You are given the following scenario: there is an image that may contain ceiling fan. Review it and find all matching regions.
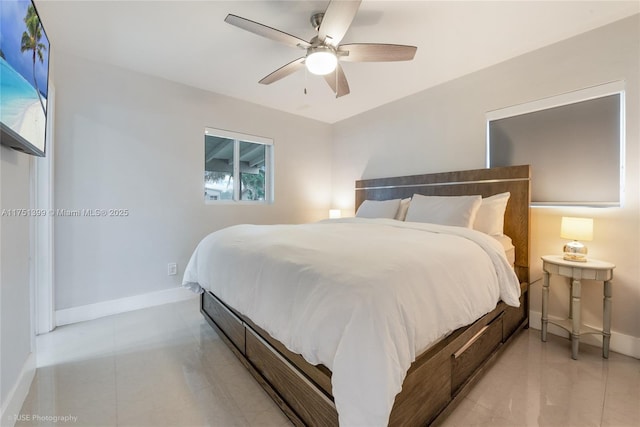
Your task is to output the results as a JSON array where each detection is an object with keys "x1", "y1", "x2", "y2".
[{"x1": 225, "y1": 0, "x2": 417, "y2": 98}]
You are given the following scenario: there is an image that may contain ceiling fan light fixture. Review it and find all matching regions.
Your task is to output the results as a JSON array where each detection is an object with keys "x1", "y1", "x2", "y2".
[{"x1": 305, "y1": 47, "x2": 337, "y2": 75}]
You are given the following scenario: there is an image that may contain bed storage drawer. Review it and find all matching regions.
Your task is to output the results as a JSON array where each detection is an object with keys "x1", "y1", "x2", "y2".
[
  {"x1": 503, "y1": 284, "x2": 528, "y2": 339},
  {"x1": 389, "y1": 349, "x2": 451, "y2": 427},
  {"x1": 246, "y1": 329, "x2": 338, "y2": 427},
  {"x1": 503, "y1": 292, "x2": 527, "y2": 339},
  {"x1": 451, "y1": 314, "x2": 503, "y2": 392},
  {"x1": 201, "y1": 292, "x2": 245, "y2": 354}
]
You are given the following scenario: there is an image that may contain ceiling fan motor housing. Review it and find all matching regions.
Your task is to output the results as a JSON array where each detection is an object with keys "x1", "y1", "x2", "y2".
[{"x1": 310, "y1": 12, "x2": 324, "y2": 31}]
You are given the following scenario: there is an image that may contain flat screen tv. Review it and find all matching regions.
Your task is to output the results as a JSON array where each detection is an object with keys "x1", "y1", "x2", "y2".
[{"x1": 0, "y1": 0, "x2": 50, "y2": 157}]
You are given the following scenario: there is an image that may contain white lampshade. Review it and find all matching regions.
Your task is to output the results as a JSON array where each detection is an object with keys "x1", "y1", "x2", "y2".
[
  {"x1": 560, "y1": 217, "x2": 593, "y2": 241},
  {"x1": 305, "y1": 48, "x2": 337, "y2": 75},
  {"x1": 329, "y1": 209, "x2": 341, "y2": 219}
]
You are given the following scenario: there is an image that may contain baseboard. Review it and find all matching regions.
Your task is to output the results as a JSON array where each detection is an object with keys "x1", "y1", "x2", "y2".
[
  {"x1": 55, "y1": 287, "x2": 197, "y2": 326},
  {"x1": 1, "y1": 352, "x2": 36, "y2": 427},
  {"x1": 529, "y1": 309, "x2": 639, "y2": 359}
]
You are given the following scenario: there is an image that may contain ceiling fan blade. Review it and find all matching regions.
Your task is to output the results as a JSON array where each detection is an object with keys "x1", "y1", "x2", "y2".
[
  {"x1": 323, "y1": 63, "x2": 350, "y2": 98},
  {"x1": 225, "y1": 14, "x2": 310, "y2": 49},
  {"x1": 259, "y1": 57, "x2": 306, "y2": 85},
  {"x1": 318, "y1": 0, "x2": 362, "y2": 46},
  {"x1": 338, "y1": 44, "x2": 417, "y2": 62}
]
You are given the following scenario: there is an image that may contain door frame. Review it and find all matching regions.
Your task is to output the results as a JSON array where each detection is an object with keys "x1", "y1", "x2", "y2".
[{"x1": 31, "y1": 84, "x2": 55, "y2": 335}]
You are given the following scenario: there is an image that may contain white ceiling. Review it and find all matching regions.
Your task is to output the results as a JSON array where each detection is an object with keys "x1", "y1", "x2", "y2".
[{"x1": 36, "y1": 1, "x2": 639, "y2": 124}]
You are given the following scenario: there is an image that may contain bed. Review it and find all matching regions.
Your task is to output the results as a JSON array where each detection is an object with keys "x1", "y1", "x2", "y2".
[{"x1": 183, "y1": 165, "x2": 531, "y2": 426}]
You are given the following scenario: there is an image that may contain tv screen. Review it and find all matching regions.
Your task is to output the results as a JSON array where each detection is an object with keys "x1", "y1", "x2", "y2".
[{"x1": 0, "y1": 0, "x2": 50, "y2": 157}]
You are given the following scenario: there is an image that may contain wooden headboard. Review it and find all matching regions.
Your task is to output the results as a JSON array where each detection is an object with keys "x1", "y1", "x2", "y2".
[{"x1": 355, "y1": 165, "x2": 531, "y2": 284}]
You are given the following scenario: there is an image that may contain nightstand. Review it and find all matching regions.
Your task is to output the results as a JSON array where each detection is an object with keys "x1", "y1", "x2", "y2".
[{"x1": 541, "y1": 255, "x2": 615, "y2": 360}]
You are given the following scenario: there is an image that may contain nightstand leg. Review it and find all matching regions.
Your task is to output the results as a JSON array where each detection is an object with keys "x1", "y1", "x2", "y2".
[
  {"x1": 571, "y1": 279, "x2": 581, "y2": 360},
  {"x1": 568, "y1": 278, "x2": 573, "y2": 320},
  {"x1": 603, "y1": 280, "x2": 612, "y2": 359},
  {"x1": 542, "y1": 271, "x2": 549, "y2": 342}
]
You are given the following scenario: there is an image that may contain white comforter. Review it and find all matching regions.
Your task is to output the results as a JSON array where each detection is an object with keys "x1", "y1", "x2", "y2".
[{"x1": 183, "y1": 218, "x2": 520, "y2": 426}]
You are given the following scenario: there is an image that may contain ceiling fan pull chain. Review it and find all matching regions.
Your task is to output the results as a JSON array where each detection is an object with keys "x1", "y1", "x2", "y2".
[{"x1": 304, "y1": 66, "x2": 308, "y2": 95}]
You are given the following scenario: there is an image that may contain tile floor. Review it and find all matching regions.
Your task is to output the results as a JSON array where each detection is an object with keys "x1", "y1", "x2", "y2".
[{"x1": 15, "y1": 297, "x2": 639, "y2": 427}]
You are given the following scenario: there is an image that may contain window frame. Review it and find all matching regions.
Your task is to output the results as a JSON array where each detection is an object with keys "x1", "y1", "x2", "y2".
[
  {"x1": 204, "y1": 127, "x2": 274, "y2": 204},
  {"x1": 486, "y1": 81, "x2": 625, "y2": 208}
]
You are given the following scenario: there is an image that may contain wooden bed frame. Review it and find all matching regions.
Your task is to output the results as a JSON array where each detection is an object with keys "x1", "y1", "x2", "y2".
[{"x1": 200, "y1": 165, "x2": 531, "y2": 426}]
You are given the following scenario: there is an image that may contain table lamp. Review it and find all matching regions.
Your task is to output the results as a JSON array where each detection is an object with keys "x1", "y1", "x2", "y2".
[{"x1": 561, "y1": 216, "x2": 593, "y2": 262}]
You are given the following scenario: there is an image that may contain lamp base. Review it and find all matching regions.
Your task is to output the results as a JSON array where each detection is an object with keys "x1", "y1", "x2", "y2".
[
  {"x1": 563, "y1": 240, "x2": 588, "y2": 262},
  {"x1": 563, "y1": 253, "x2": 588, "y2": 262}
]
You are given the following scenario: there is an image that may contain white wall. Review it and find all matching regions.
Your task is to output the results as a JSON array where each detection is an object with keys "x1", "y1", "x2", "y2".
[
  {"x1": 0, "y1": 146, "x2": 35, "y2": 420},
  {"x1": 53, "y1": 52, "x2": 333, "y2": 310},
  {"x1": 332, "y1": 16, "x2": 640, "y2": 345}
]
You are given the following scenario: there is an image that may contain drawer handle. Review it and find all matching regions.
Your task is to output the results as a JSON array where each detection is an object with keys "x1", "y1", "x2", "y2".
[{"x1": 454, "y1": 325, "x2": 490, "y2": 359}]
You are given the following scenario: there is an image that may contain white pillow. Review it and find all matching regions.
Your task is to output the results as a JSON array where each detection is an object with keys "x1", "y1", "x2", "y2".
[
  {"x1": 404, "y1": 194, "x2": 482, "y2": 228},
  {"x1": 473, "y1": 192, "x2": 511, "y2": 236},
  {"x1": 394, "y1": 198, "x2": 411, "y2": 221},
  {"x1": 355, "y1": 199, "x2": 401, "y2": 219}
]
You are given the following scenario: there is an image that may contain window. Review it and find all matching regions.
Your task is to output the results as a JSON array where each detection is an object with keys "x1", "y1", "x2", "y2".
[
  {"x1": 204, "y1": 128, "x2": 273, "y2": 203},
  {"x1": 487, "y1": 82, "x2": 624, "y2": 207}
]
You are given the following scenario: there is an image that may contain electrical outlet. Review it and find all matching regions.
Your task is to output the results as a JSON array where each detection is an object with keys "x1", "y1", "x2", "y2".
[{"x1": 168, "y1": 262, "x2": 177, "y2": 276}]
